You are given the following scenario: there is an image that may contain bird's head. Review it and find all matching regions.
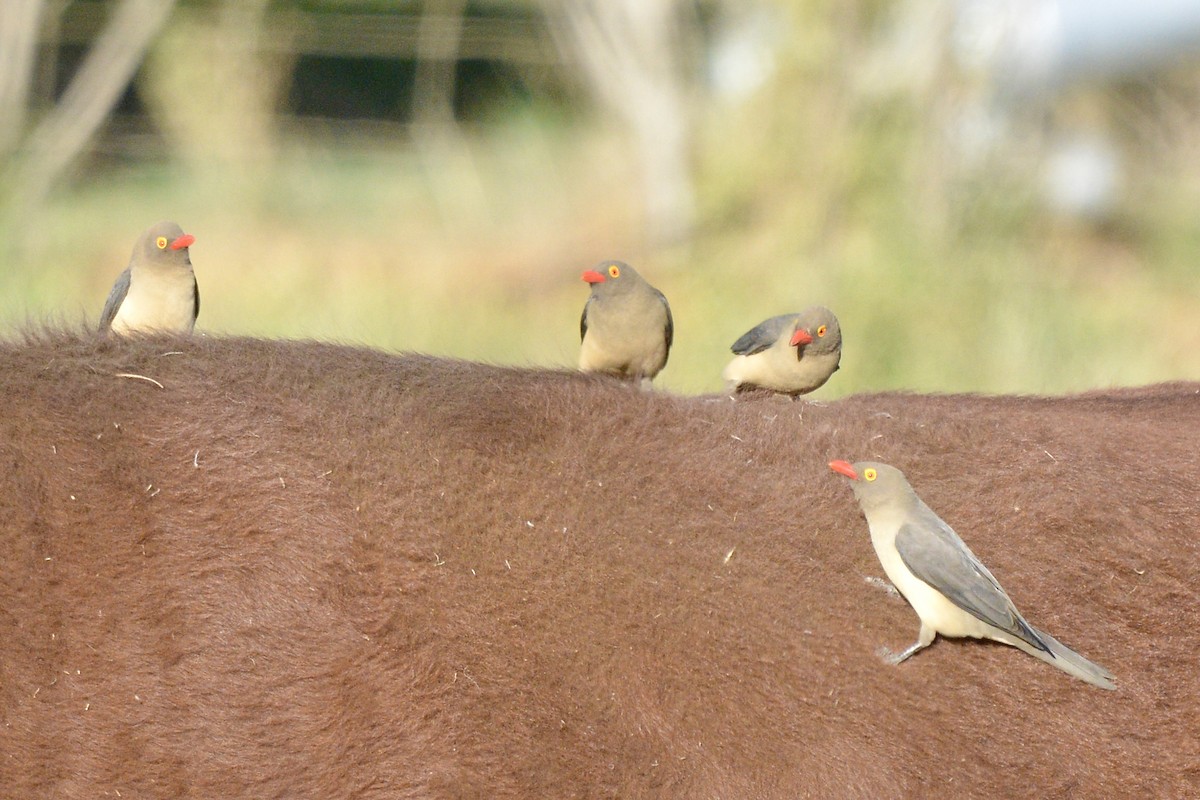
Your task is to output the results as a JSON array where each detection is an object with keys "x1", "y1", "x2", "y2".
[
  {"x1": 137, "y1": 221, "x2": 194, "y2": 268},
  {"x1": 582, "y1": 260, "x2": 640, "y2": 294},
  {"x1": 791, "y1": 306, "x2": 842, "y2": 354},
  {"x1": 829, "y1": 459, "x2": 913, "y2": 511}
]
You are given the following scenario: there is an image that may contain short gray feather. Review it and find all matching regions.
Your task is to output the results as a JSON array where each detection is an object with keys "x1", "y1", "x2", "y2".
[
  {"x1": 579, "y1": 296, "x2": 593, "y2": 342},
  {"x1": 98, "y1": 268, "x2": 132, "y2": 332},
  {"x1": 659, "y1": 290, "x2": 674, "y2": 351},
  {"x1": 730, "y1": 314, "x2": 794, "y2": 356}
]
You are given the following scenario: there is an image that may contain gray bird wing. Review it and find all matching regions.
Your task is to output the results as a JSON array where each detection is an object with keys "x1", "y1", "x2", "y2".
[
  {"x1": 193, "y1": 276, "x2": 200, "y2": 322},
  {"x1": 895, "y1": 517, "x2": 1049, "y2": 653},
  {"x1": 580, "y1": 296, "x2": 593, "y2": 342},
  {"x1": 98, "y1": 268, "x2": 132, "y2": 332},
  {"x1": 658, "y1": 289, "x2": 673, "y2": 351},
  {"x1": 730, "y1": 314, "x2": 793, "y2": 356}
]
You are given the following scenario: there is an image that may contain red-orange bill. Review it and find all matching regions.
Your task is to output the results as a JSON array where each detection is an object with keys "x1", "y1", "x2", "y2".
[
  {"x1": 790, "y1": 329, "x2": 813, "y2": 346},
  {"x1": 828, "y1": 460, "x2": 858, "y2": 480}
]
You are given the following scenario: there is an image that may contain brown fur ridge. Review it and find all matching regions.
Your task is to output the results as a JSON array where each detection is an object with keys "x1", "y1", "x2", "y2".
[{"x1": 0, "y1": 331, "x2": 1197, "y2": 798}]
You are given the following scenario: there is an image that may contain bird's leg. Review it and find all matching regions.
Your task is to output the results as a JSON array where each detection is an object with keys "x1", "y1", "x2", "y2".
[
  {"x1": 864, "y1": 575, "x2": 901, "y2": 599},
  {"x1": 878, "y1": 624, "x2": 936, "y2": 665},
  {"x1": 883, "y1": 640, "x2": 927, "y2": 665}
]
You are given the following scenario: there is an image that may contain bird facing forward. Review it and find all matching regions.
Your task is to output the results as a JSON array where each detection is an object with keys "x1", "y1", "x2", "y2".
[
  {"x1": 99, "y1": 221, "x2": 199, "y2": 336},
  {"x1": 579, "y1": 260, "x2": 672, "y2": 384}
]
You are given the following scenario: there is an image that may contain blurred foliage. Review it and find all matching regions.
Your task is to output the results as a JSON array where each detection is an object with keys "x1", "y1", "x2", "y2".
[{"x1": 3, "y1": 0, "x2": 1200, "y2": 397}]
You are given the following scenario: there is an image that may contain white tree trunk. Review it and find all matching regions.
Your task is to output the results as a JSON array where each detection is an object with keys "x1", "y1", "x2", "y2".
[
  {"x1": 544, "y1": 0, "x2": 697, "y2": 244},
  {"x1": 2, "y1": 0, "x2": 176, "y2": 217},
  {"x1": 0, "y1": 0, "x2": 46, "y2": 157}
]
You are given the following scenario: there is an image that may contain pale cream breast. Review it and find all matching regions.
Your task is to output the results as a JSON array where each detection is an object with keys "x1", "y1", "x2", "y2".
[
  {"x1": 579, "y1": 293, "x2": 669, "y2": 378},
  {"x1": 112, "y1": 267, "x2": 195, "y2": 335}
]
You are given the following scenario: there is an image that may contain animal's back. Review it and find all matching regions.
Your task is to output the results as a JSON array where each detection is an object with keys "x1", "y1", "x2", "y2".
[{"x1": 1, "y1": 331, "x2": 1197, "y2": 798}]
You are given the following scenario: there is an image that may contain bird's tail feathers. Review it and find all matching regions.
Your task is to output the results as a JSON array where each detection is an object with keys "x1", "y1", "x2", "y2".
[{"x1": 1012, "y1": 627, "x2": 1116, "y2": 690}]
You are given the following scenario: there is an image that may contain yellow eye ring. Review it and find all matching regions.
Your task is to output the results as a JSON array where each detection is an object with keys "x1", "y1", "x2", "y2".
[
  {"x1": 863, "y1": 468, "x2": 877, "y2": 481},
  {"x1": 608, "y1": 265, "x2": 621, "y2": 278},
  {"x1": 816, "y1": 325, "x2": 827, "y2": 337},
  {"x1": 155, "y1": 236, "x2": 168, "y2": 249}
]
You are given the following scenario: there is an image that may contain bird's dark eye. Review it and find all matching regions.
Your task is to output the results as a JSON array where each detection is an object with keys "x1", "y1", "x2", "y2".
[
  {"x1": 608, "y1": 265, "x2": 621, "y2": 278},
  {"x1": 156, "y1": 237, "x2": 168, "y2": 249},
  {"x1": 864, "y1": 468, "x2": 877, "y2": 481},
  {"x1": 817, "y1": 325, "x2": 827, "y2": 337}
]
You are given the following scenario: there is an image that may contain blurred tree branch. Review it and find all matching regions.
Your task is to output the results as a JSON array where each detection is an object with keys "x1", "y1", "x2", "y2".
[{"x1": 0, "y1": 0, "x2": 175, "y2": 224}]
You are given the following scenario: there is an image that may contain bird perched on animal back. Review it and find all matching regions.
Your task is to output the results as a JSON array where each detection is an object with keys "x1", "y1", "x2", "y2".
[
  {"x1": 722, "y1": 306, "x2": 841, "y2": 396},
  {"x1": 579, "y1": 260, "x2": 672, "y2": 384},
  {"x1": 99, "y1": 221, "x2": 199, "y2": 336},
  {"x1": 828, "y1": 459, "x2": 1115, "y2": 690}
]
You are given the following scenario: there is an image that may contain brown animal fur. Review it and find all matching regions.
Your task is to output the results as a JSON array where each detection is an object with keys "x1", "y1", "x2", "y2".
[{"x1": 0, "y1": 330, "x2": 1197, "y2": 798}]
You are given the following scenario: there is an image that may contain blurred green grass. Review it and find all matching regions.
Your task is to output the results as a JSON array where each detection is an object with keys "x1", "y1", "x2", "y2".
[{"x1": 3, "y1": 5, "x2": 1200, "y2": 399}]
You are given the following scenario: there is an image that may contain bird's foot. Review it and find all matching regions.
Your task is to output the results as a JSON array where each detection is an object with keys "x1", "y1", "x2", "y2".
[
  {"x1": 864, "y1": 575, "x2": 901, "y2": 599},
  {"x1": 877, "y1": 639, "x2": 927, "y2": 665},
  {"x1": 876, "y1": 646, "x2": 906, "y2": 665},
  {"x1": 876, "y1": 646, "x2": 917, "y2": 665}
]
